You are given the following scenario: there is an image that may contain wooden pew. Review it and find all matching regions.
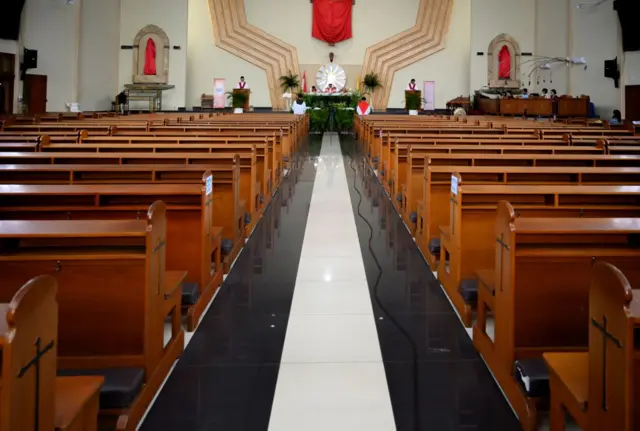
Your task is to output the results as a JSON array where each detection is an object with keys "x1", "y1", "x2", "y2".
[
  {"x1": 0, "y1": 275, "x2": 103, "y2": 431},
  {"x1": 0, "y1": 135, "x2": 49, "y2": 149},
  {"x1": 0, "y1": 163, "x2": 246, "y2": 270},
  {"x1": 0, "y1": 203, "x2": 184, "y2": 431},
  {"x1": 544, "y1": 261, "x2": 640, "y2": 431},
  {"x1": 472, "y1": 204, "x2": 640, "y2": 431},
  {"x1": 0, "y1": 151, "x2": 267, "y2": 232},
  {"x1": 0, "y1": 179, "x2": 224, "y2": 331},
  {"x1": 408, "y1": 165, "x2": 640, "y2": 256},
  {"x1": 436, "y1": 182, "x2": 640, "y2": 327}
]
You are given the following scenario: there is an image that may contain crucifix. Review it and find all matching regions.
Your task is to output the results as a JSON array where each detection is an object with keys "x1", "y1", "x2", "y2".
[
  {"x1": 591, "y1": 315, "x2": 622, "y2": 411},
  {"x1": 18, "y1": 336, "x2": 55, "y2": 431},
  {"x1": 496, "y1": 233, "x2": 510, "y2": 292},
  {"x1": 152, "y1": 238, "x2": 166, "y2": 296}
]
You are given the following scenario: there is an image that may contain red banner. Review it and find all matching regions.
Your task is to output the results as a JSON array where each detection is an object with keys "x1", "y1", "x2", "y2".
[{"x1": 312, "y1": 0, "x2": 353, "y2": 44}]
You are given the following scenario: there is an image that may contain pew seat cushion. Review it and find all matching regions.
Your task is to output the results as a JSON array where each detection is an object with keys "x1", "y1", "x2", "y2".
[
  {"x1": 427, "y1": 238, "x2": 440, "y2": 255},
  {"x1": 409, "y1": 212, "x2": 418, "y2": 224},
  {"x1": 543, "y1": 352, "x2": 588, "y2": 409},
  {"x1": 58, "y1": 367, "x2": 145, "y2": 409},
  {"x1": 221, "y1": 239, "x2": 234, "y2": 256},
  {"x1": 459, "y1": 279, "x2": 478, "y2": 303},
  {"x1": 514, "y1": 358, "x2": 549, "y2": 398},
  {"x1": 181, "y1": 282, "x2": 201, "y2": 306}
]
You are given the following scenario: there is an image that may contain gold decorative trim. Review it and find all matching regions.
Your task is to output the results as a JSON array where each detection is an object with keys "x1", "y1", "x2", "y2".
[
  {"x1": 208, "y1": 0, "x2": 300, "y2": 109},
  {"x1": 360, "y1": 0, "x2": 453, "y2": 109}
]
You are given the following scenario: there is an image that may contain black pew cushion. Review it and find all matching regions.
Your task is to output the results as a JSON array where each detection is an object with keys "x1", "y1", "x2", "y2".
[
  {"x1": 396, "y1": 193, "x2": 402, "y2": 202},
  {"x1": 260, "y1": 194, "x2": 265, "y2": 204},
  {"x1": 372, "y1": 156, "x2": 379, "y2": 163},
  {"x1": 459, "y1": 279, "x2": 478, "y2": 303},
  {"x1": 410, "y1": 212, "x2": 418, "y2": 224},
  {"x1": 221, "y1": 239, "x2": 234, "y2": 256},
  {"x1": 181, "y1": 282, "x2": 200, "y2": 306},
  {"x1": 514, "y1": 358, "x2": 550, "y2": 398},
  {"x1": 283, "y1": 156, "x2": 289, "y2": 162},
  {"x1": 58, "y1": 367, "x2": 145, "y2": 409},
  {"x1": 427, "y1": 238, "x2": 441, "y2": 255},
  {"x1": 244, "y1": 212, "x2": 252, "y2": 225},
  {"x1": 380, "y1": 169, "x2": 385, "y2": 177}
]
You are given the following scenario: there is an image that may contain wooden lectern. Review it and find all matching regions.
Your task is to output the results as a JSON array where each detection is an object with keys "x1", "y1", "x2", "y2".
[
  {"x1": 232, "y1": 89, "x2": 250, "y2": 112},
  {"x1": 404, "y1": 90, "x2": 422, "y2": 111}
]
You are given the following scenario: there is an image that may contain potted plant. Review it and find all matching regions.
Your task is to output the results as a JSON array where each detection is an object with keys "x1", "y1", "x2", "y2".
[
  {"x1": 226, "y1": 91, "x2": 248, "y2": 114},
  {"x1": 405, "y1": 91, "x2": 422, "y2": 115},
  {"x1": 362, "y1": 72, "x2": 382, "y2": 102},
  {"x1": 279, "y1": 71, "x2": 300, "y2": 111}
]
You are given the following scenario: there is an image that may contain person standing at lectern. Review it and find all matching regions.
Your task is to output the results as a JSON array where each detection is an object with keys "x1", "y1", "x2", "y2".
[
  {"x1": 356, "y1": 97, "x2": 371, "y2": 116},
  {"x1": 406, "y1": 79, "x2": 418, "y2": 91},
  {"x1": 236, "y1": 76, "x2": 249, "y2": 89}
]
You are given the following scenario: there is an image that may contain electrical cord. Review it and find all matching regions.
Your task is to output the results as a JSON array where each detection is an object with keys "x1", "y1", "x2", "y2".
[{"x1": 346, "y1": 143, "x2": 420, "y2": 431}]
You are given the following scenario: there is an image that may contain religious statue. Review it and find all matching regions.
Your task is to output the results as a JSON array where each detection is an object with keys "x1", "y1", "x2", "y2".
[
  {"x1": 316, "y1": 52, "x2": 346, "y2": 92},
  {"x1": 498, "y1": 45, "x2": 511, "y2": 80},
  {"x1": 144, "y1": 38, "x2": 157, "y2": 76}
]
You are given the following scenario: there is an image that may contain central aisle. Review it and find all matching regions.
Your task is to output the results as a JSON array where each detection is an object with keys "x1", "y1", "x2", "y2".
[{"x1": 268, "y1": 133, "x2": 396, "y2": 430}]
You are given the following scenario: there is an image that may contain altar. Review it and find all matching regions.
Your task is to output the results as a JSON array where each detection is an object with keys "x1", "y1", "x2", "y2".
[{"x1": 124, "y1": 84, "x2": 175, "y2": 112}]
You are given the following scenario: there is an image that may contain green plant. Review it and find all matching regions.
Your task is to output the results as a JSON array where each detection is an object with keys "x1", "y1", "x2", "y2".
[
  {"x1": 279, "y1": 71, "x2": 300, "y2": 94},
  {"x1": 308, "y1": 108, "x2": 330, "y2": 133},
  {"x1": 362, "y1": 72, "x2": 382, "y2": 94},
  {"x1": 335, "y1": 107, "x2": 355, "y2": 132},
  {"x1": 405, "y1": 91, "x2": 423, "y2": 111},
  {"x1": 226, "y1": 91, "x2": 248, "y2": 109}
]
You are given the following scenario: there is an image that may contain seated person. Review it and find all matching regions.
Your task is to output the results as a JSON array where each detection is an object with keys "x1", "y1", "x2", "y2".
[
  {"x1": 310, "y1": 86, "x2": 318, "y2": 93},
  {"x1": 541, "y1": 88, "x2": 550, "y2": 99},
  {"x1": 550, "y1": 89, "x2": 558, "y2": 99},
  {"x1": 356, "y1": 97, "x2": 371, "y2": 116},
  {"x1": 325, "y1": 83, "x2": 337, "y2": 94},
  {"x1": 291, "y1": 94, "x2": 307, "y2": 115},
  {"x1": 520, "y1": 88, "x2": 529, "y2": 99},
  {"x1": 610, "y1": 109, "x2": 623, "y2": 125}
]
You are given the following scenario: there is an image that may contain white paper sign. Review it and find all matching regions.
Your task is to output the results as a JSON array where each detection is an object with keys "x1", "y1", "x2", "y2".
[
  {"x1": 451, "y1": 175, "x2": 459, "y2": 195},
  {"x1": 206, "y1": 176, "x2": 213, "y2": 195}
]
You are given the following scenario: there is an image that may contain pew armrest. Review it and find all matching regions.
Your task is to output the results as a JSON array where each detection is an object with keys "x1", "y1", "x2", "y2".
[
  {"x1": 543, "y1": 352, "x2": 589, "y2": 411},
  {"x1": 476, "y1": 269, "x2": 495, "y2": 296},
  {"x1": 211, "y1": 227, "x2": 223, "y2": 241},
  {"x1": 164, "y1": 271, "x2": 187, "y2": 301},
  {"x1": 55, "y1": 376, "x2": 104, "y2": 430},
  {"x1": 439, "y1": 226, "x2": 451, "y2": 243}
]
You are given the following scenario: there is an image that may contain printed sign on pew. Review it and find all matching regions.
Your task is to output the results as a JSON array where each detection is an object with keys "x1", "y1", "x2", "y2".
[
  {"x1": 451, "y1": 175, "x2": 458, "y2": 195},
  {"x1": 206, "y1": 176, "x2": 213, "y2": 195}
]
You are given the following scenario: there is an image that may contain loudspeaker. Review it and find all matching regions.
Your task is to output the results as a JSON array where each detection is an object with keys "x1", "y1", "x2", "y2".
[
  {"x1": 23, "y1": 48, "x2": 37, "y2": 70},
  {"x1": 604, "y1": 58, "x2": 620, "y2": 88}
]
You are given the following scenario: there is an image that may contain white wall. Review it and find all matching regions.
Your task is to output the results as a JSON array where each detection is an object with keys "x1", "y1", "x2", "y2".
[
  {"x1": 390, "y1": 0, "x2": 471, "y2": 109},
  {"x1": 79, "y1": 0, "x2": 120, "y2": 111},
  {"x1": 187, "y1": 0, "x2": 269, "y2": 108},
  {"x1": 535, "y1": 0, "x2": 570, "y2": 96},
  {"x1": 470, "y1": 0, "x2": 536, "y2": 93},
  {"x1": 21, "y1": 0, "x2": 80, "y2": 112},
  {"x1": 623, "y1": 52, "x2": 640, "y2": 86},
  {"x1": 118, "y1": 0, "x2": 188, "y2": 110}
]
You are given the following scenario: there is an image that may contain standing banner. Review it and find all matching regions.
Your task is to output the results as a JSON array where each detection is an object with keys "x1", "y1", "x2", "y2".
[
  {"x1": 423, "y1": 81, "x2": 435, "y2": 111},
  {"x1": 214, "y1": 78, "x2": 226, "y2": 108}
]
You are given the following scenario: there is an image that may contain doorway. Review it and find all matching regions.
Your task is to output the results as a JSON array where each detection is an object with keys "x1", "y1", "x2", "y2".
[
  {"x1": 23, "y1": 74, "x2": 47, "y2": 114},
  {"x1": 625, "y1": 85, "x2": 640, "y2": 122},
  {"x1": 0, "y1": 53, "x2": 15, "y2": 115}
]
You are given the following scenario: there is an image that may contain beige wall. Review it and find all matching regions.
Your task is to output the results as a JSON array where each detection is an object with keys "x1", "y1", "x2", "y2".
[
  {"x1": 79, "y1": 0, "x2": 120, "y2": 111},
  {"x1": 118, "y1": 0, "x2": 189, "y2": 110}
]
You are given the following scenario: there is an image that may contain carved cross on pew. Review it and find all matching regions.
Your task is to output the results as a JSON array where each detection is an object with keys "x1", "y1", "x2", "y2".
[
  {"x1": 496, "y1": 233, "x2": 509, "y2": 292},
  {"x1": 591, "y1": 315, "x2": 623, "y2": 411},
  {"x1": 153, "y1": 239, "x2": 166, "y2": 296},
  {"x1": 18, "y1": 336, "x2": 55, "y2": 431},
  {"x1": 449, "y1": 196, "x2": 458, "y2": 235}
]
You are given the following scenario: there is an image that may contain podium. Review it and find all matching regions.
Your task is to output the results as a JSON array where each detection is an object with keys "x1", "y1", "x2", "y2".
[
  {"x1": 232, "y1": 89, "x2": 250, "y2": 112},
  {"x1": 404, "y1": 90, "x2": 422, "y2": 111}
]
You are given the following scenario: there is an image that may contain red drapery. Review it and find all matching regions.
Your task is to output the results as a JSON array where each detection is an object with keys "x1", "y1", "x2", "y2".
[
  {"x1": 144, "y1": 38, "x2": 157, "y2": 76},
  {"x1": 312, "y1": 0, "x2": 352, "y2": 45},
  {"x1": 498, "y1": 45, "x2": 511, "y2": 80}
]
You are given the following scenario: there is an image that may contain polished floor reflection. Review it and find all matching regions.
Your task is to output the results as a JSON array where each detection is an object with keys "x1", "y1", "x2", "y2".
[
  {"x1": 140, "y1": 137, "x2": 321, "y2": 430},
  {"x1": 140, "y1": 133, "x2": 520, "y2": 431},
  {"x1": 341, "y1": 136, "x2": 520, "y2": 430},
  {"x1": 268, "y1": 133, "x2": 396, "y2": 431}
]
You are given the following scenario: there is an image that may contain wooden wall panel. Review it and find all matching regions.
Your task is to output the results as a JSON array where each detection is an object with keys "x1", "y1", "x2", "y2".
[
  {"x1": 361, "y1": 0, "x2": 453, "y2": 109},
  {"x1": 208, "y1": 0, "x2": 300, "y2": 109}
]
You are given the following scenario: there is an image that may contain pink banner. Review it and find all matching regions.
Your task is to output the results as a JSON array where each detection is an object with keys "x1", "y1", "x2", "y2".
[{"x1": 214, "y1": 78, "x2": 226, "y2": 109}]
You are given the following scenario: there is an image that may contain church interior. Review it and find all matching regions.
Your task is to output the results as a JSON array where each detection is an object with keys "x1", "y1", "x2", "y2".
[{"x1": 0, "y1": 0, "x2": 640, "y2": 430}]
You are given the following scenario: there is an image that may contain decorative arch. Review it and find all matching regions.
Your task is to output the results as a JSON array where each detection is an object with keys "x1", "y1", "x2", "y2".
[
  {"x1": 133, "y1": 25, "x2": 170, "y2": 84},
  {"x1": 487, "y1": 33, "x2": 521, "y2": 88}
]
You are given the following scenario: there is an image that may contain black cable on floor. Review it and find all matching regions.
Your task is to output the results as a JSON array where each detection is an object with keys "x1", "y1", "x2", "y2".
[{"x1": 345, "y1": 140, "x2": 420, "y2": 431}]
